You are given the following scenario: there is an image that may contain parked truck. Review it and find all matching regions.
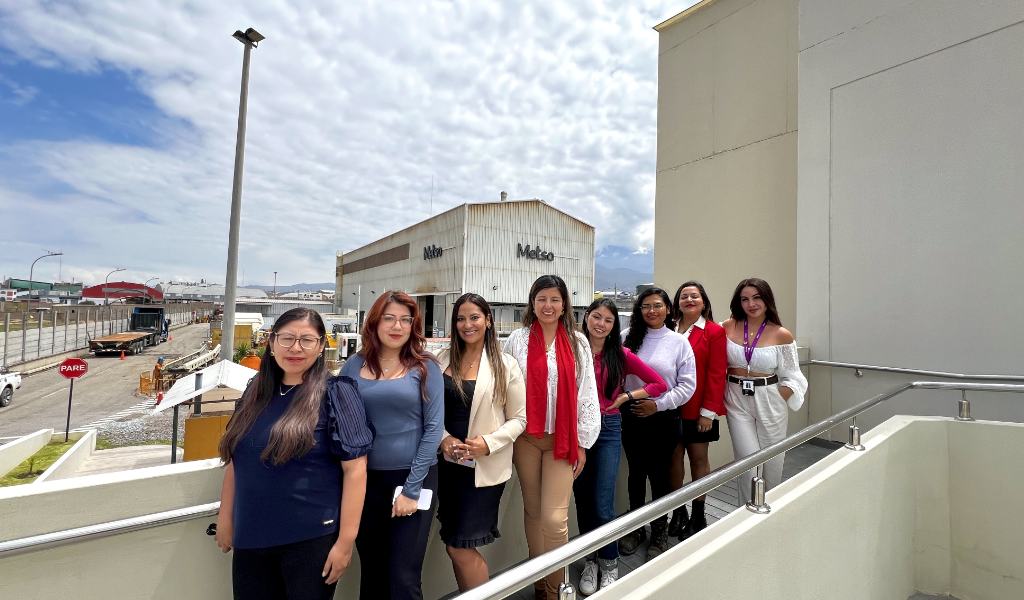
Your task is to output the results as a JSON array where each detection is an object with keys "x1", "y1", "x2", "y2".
[{"x1": 89, "y1": 306, "x2": 168, "y2": 356}]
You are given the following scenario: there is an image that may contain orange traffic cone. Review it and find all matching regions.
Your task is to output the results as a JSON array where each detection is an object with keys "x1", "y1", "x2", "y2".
[{"x1": 119, "y1": 350, "x2": 126, "y2": 360}]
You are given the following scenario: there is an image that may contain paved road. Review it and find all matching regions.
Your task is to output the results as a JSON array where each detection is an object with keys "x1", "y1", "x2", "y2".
[{"x1": 0, "y1": 324, "x2": 210, "y2": 439}]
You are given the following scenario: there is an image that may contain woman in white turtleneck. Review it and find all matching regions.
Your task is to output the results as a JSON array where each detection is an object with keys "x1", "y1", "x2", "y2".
[{"x1": 617, "y1": 287, "x2": 696, "y2": 562}]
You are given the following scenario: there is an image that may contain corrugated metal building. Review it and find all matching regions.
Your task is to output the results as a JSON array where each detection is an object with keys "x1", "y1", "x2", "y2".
[{"x1": 336, "y1": 199, "x2": 595, "y2": 337}]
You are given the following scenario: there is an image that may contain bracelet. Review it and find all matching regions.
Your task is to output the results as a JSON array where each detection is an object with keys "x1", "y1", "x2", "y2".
[{"x1": 625, "y1": 390, "x2": 635, "y2": 401}]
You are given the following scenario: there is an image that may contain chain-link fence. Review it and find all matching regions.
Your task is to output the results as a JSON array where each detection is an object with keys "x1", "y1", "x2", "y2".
[{"x1": 0, "y1": 303, "x2": 213, "y2": 368}]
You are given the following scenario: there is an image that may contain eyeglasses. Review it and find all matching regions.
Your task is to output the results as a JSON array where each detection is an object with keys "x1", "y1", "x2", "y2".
[
  {"x1": 641, "y1": 303, "x2": 666, "y2": 311},
  {"x1": 381, "y1": 314, "x2": 414, "y2": 328},
  {"x1": 273, "y1": 333, "x2": 323, "y2": 351}
]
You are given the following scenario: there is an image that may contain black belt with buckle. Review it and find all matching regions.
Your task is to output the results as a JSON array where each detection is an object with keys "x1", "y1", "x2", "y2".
[{"x1": 728, "y1": 374, "x2": 779, "y2": 387}]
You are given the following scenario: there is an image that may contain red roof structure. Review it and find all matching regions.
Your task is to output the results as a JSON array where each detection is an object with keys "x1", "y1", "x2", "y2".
[{"x1": 81, "y1": 281, "x2": 164, "y2": 302}]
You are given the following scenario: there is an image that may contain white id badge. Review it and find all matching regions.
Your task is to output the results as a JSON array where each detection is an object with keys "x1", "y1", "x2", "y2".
[{"x1": 393, "y1": 487, "x2": 433, "y2": 510}]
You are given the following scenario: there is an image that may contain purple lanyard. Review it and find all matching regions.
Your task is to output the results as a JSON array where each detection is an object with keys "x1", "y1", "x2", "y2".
[{"x1": 743, "y1": 320, "x2": 768, "y2": 373}]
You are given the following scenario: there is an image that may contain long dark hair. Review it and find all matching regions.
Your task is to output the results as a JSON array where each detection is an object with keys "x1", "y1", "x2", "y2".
[
  {"x1": 360, "y1": 290, "x2": 436, "y2": 401},
  {"x1": 522, "y1": 275, "x2": 583, "y2": 369},
  {"x1": 448, "y1": 293, "x2": 507, "y2": 406},
  {"x1": 624, "y1": 287, "x2": 675, "y2": 352},
  {"x1": 672, "y1": 280, "x2": 714, "y2": 323},
  {"x1": 729, "y1": 278, "x2": 782, "y2": 325},
  {"x1": 583, "y1": 298, "x2": 625, "y2": 400},
  {"x1": 219, "y1": 308, "x2": 327, "y2": 465}
]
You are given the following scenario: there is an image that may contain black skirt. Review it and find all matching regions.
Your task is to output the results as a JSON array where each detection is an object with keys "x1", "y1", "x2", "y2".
[
  {"x1": 437, "y1": 459, "x2": 505, "y2": 548},
  {"x1": 679, "y1": 417, "x2": 721, "y2": 444}
]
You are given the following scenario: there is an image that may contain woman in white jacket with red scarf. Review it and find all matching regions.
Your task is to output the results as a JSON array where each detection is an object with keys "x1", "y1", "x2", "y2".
[{"x1": 503, "y1": 275, "x2": 600, "y2": 600}]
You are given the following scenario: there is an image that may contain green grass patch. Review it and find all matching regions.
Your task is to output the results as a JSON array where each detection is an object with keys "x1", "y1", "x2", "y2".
[{"x1": 0, "y1": 440, "x2": 77, "y2": 487}]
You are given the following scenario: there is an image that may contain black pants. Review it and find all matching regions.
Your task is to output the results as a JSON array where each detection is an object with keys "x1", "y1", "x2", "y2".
[
  {"x1": 232, "y1": 533, "x2": 338, "y2": 600},
  {"x1": 621, "y1": 411, "x2": 679, "y2": 527},
  {"x1": 356, "y1": 465, "x2": 438, "y2": 600}
]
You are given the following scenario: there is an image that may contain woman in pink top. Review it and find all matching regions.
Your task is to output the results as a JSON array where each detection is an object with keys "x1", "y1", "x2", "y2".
[{"x1": 573, "y1": 298, "x2": 667, "y2": 594}]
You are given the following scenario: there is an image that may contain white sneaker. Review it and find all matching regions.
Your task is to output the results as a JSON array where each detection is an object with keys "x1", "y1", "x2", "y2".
[
  {"x1": 598, "y1": 559, "x2": 619, "y2": 589},
  {"x1": 579, "y1": 559, "x2": 599, "y2": 595}
]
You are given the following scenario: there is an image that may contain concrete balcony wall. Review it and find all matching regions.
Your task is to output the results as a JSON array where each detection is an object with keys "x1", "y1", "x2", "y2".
[
  {"x1": 0, "y1": 456, "x2": 575, "y2": 599},
  {"x1": 0, "y1": 428, "x2": 53, "y2": 477},
  {"x1": 592, "y1": 416, "x2": 1024, "y2": 600}
]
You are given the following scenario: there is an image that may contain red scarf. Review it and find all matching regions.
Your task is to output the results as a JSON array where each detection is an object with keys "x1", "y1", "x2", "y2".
[{"x1": 525, "y1": 321, "x2": 579, "y2": 462}]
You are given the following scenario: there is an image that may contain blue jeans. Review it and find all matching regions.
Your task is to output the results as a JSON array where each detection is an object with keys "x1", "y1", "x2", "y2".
[{"x1": 573, "y1": 413, "x2": 622, "y2": 560}]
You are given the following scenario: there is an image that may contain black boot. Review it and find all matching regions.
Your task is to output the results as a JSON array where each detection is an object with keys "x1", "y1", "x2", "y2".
[
  {"x1": 646, "y1": 520, "x2": 670, "y2": 561},
  {"x1": 618, "y1": 527, "x2": 646, "y2": 556},
  {"x1": 667, "y1": 505, "x2": 689, "y2": 538},
  {"x1": 679, "y1": 499, "x2": 707, "y2": 541}
]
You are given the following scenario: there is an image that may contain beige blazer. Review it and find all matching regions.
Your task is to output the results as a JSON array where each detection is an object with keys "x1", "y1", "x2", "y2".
[{"x1": 436, "y1": 348, "x2": 527, "y2": 487}]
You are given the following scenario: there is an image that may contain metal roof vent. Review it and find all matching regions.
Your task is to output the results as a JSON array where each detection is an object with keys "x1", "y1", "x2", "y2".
[{"x1": 500, "y1": 191, "x2": 508, "y2": 202}]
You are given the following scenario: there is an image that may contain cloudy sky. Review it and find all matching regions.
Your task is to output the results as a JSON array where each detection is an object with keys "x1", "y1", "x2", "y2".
[{"x1": 0, "y1": 1, "x2": 696, "y2": 287}]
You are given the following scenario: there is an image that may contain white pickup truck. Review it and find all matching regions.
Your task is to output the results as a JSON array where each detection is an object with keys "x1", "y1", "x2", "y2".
[{"x1": 0, "y1": 367, "x2": 22, "y2": 408}]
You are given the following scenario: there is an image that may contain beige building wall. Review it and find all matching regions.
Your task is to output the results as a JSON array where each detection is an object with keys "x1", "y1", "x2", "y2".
[
  {"x1": 654, "y1": 0, "x2": 800, "y2": 467},
  {"x1": 797, "y1": 0, "x2": 1024, "y2": 436},
  {"x1": 654, "y1": 0, "x2": 798, "y2": 329}
]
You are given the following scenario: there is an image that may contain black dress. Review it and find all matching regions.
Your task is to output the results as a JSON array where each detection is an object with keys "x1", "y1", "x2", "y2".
[{"x1": 437, "y1": 374, "x2": 506, "y2": 548}]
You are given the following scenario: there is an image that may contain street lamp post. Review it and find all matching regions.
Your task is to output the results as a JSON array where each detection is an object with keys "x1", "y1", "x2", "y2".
[
  {"x1": 104, "y1": 267, "x2": 125, "y2": 336},
  {"x1": 144, "y1": 277, "x2": 160, "y2": 304},
  {"x1": 221, "y1": 26, "x2": 265, "y2": 362},
  {"x1": 273, "y1": 271, "x2": 277, "y2": 298},
  {"x1": 23, "y1": 251, "x2": 62, "y2": 363}
]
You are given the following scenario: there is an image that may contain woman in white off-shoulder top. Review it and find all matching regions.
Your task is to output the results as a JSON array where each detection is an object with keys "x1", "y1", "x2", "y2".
[{"x1": 721, "y1": 278, "x2": 807, "y2": 503}]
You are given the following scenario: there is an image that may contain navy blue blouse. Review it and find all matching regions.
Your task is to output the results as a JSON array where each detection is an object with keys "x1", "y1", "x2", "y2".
[{"x1": 231, "y1": 375, "x2": 373, "y2": 549}]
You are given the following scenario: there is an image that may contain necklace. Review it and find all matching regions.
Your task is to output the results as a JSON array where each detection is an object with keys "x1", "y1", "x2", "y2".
[
  {"x1": 279, "y1": 383, "x2": 299, "y2": 396},
  {"x1": 380, "y1": 357, "x2": 400, "y2": 373}
]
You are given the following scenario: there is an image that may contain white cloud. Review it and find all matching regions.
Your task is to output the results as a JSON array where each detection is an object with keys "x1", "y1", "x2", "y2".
[{"x1": 0, "y1": 0, "x2": 697, "y2": 285}]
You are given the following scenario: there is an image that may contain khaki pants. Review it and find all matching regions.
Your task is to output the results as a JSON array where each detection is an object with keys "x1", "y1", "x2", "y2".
[{"x1": 513, "y1": 434, "x2": 574, "y2": 599}]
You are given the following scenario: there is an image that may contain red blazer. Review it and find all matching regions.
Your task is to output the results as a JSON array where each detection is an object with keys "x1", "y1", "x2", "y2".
[{"x1": 680, "y1": 320, "x2": 727, "y2": 420}]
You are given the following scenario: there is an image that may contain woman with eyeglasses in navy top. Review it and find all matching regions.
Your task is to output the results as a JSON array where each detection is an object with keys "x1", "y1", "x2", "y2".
[
  {"x1": 340, "y1": 291, "x2": 443, "y2": 600},
  {"x1": 216, "y1": 308, "x2": 373, "y2": 600}
]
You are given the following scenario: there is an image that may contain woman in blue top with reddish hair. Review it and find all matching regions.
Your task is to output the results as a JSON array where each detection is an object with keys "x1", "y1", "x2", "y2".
[
  {"x1": 215, "y1": 307, "x2": 373, "y2": 600},
  {"x1": 341, "y1": 290, "x2": 444, "y2": 600}
]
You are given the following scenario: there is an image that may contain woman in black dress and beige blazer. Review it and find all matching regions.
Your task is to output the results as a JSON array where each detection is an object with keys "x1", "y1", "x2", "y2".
[{"x1": 436, "y1": 293, "x2": 527, "y2": 592}]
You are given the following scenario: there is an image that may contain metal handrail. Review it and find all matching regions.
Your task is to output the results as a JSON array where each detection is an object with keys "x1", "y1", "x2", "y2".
[
  {"x1": 0, "y1": 502, "x2": 219, "y2": 558},
  {"x1": 2, "y1": 383, "x2": 1022, "y2": 585},
  {"x1": 809, "y1": 360, "x2": 1024, "y2": 381},
  {"x1": 455, "y1": 381, "x2": 1024, "y2": 600}
]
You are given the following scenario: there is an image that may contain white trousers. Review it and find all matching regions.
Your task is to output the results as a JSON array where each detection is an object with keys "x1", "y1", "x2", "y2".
[{"x1": 725, "y1": 382, "x2": 788, "y2": 504}]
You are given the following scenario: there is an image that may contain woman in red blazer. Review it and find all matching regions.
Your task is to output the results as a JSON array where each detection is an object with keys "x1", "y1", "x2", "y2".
[{"x1": 667, "y1": 281, "x2": 727, "y2": 541}]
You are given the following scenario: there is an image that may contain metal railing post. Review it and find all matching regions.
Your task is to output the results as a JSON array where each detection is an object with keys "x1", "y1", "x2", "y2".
[
  {"x1": 956, "y1": 390, "x2": 974, "y2": 421},
  {"x1": 36, "y1": 311, "x2": 42, "y2": 360},
  {"x1": 20, "y1": 306, "x2": 27, "y2": 363},
  {"x1": 2, "y1": 312, "x2": 9, "y2": 368},
  {"x1": 745, "y1": 464, "x2": 771, "y2": 514},
  {"x1": 558, "y1": 571, "x2": 576, "y2": 600},
  {"x1": 845, "y1": 416, "x2": 866, "y2": 451}
]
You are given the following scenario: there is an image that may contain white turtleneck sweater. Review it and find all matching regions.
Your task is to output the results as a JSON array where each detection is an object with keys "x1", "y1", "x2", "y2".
[{"x1": 622, "y1": 325, "x2": 697, "y2": 412}]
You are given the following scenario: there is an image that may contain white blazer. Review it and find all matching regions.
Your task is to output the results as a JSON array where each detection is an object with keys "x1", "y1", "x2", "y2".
[{"x1": 436, "y1": 348, "x2": 527, "y2": 487}]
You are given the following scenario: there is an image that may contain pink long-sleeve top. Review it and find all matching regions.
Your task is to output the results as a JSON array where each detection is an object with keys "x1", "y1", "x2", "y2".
[{"x1": 593, "y1": 347, "x2": 668, "y2": 414}]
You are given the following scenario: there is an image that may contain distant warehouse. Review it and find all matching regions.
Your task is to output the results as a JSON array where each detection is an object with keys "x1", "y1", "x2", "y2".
[{"x1": 336, "y1": 197, "x2": 595, "y2": 337}]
